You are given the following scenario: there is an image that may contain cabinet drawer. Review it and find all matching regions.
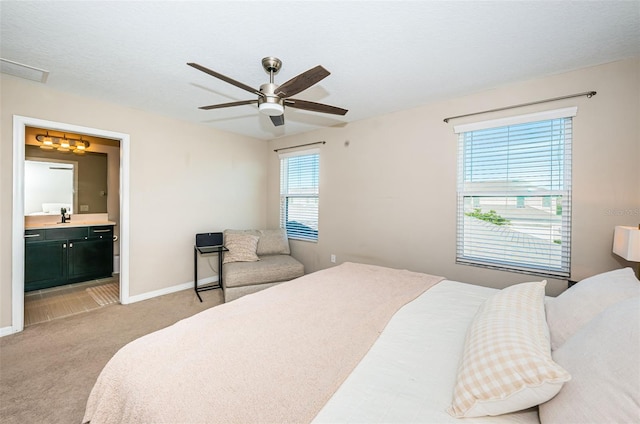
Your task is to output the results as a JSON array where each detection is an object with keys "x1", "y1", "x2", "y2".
[
  {"x1": 24, "y1": 230, "x2": 45, "y2": 242},
  {"x1": 89, "y1": 226, "x2": 114, "y2": 239},
  {"x1": 45, "y1": 227, "x2": 89, "y2": 241}
]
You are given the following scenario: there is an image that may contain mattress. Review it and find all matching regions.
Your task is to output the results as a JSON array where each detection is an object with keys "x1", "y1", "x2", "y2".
[{"x1": 313, "y1": 280, "x2": 540, "y2": 423}]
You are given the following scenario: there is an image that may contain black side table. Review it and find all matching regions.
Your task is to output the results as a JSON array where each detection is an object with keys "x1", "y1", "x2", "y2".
[{"x1": 194, "y1": 244, "x2": 228, "y2": 302}]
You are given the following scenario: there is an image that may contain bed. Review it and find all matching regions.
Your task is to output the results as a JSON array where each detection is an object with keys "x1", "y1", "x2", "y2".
[{"x1": 83, "y1": 262, "x2": 640, "y2": 424}]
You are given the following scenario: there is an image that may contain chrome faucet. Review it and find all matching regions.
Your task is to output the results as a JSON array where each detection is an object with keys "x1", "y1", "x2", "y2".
[{"x1": 61, "y1": 208, "x2": 70, "y2": 223}]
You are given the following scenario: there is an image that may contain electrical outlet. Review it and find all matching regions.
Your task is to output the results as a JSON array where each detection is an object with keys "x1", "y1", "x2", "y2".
[
  {"x1": 80, "y1": 204, "x2": 89, "y2": 212},
  {"x1": 330, "y1": 254, "x2": 336, "y2": 263}
]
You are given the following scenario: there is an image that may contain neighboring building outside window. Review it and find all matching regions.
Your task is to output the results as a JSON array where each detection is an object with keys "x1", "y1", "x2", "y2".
[
  {"x1": 279, "y1": 149, "x2": 319, "y2": 242},
  {"x1": 455, "y1": 107, "x2": 576, "y2": 278}
]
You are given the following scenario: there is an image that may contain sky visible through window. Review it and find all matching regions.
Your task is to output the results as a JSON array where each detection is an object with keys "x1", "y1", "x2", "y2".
[
  {"x1": 462, "y1": 118, "x2": 567, "y2": 191},
  {"x1": 285, "y1": 155, "x2": 319, "y2": 194}
]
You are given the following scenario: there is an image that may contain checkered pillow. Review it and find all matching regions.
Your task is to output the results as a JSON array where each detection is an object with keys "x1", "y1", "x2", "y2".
[{"x1": 448, "y1": 281, "x2": 571, "y2": 418}]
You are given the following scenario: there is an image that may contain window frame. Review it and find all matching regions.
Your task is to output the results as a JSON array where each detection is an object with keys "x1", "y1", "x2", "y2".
[
  {"x1": 279, "y1": 148, "x2": 320, "y2": 242},
  {"x1": 454, "y1": 107, "x2": 576, "y2": 278}
]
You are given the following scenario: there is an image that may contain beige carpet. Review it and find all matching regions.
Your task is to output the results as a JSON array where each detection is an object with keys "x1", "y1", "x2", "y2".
[
  {"x1": 86, "y1": 283, "x2": 119, "y2": 306},
  {"x1": 0, "y1": 287, "x2": 222, "y2": 424}
]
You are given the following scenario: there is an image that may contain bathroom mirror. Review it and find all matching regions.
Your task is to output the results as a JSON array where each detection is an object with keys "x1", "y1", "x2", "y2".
[
  {"x1": 24, "y1": 145, "x2": 108, "y2": 215},
  {"x1": 24, "y1": 158, "x2": 77, "y2": 215}
]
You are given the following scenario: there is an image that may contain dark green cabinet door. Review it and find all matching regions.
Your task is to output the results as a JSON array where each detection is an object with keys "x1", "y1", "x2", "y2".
[
  {"x1": 68, "y1": 238, "x2": 113, "y2": 282},
  {"x1": 24, "y1": 240, "x2": 67, "y2": 291}
]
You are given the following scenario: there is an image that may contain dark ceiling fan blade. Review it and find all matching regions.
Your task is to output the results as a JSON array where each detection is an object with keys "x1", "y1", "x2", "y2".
[
  {"x1": 275, "y1": 65, "x2": 330, "y2": 98},
  {"x1": 187, "y1": 62, "x2": 262, "y2": 97},
  {"x1": 285, "y1": 99, "x2": 348, "y2": 116},
  {"x1": 199, "y1": 99, "x2": 258, "y2": 110},
  {"x1": 270, "y1": 114, "x2": 285, "y2": 127}
]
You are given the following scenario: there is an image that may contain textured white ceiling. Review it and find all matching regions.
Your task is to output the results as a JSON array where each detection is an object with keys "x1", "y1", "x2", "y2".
[{"x1": 1, "y1": 1, "x2": 639, "y2": 140}]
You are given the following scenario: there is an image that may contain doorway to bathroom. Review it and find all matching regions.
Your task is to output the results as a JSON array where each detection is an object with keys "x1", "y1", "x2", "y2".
[{"x1": 11, "y1": 115, "x2": 131, "y2": 334}]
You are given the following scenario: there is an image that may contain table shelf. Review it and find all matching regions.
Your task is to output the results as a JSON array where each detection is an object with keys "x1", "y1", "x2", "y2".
[{"x1": 194, "y1": 245, "x2": 228, "y2": 302}]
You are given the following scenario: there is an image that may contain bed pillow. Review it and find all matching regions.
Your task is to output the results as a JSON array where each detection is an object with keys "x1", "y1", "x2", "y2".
[
  {"x1": 256, "y1": 229, "x2": 290, "y2": 256},
  {"x1": 539, "y1": 296, "x2": 640, "y2": 424},
  {"x1": 448, "y1": 281, "x2": 571, "y2": 418},
  {"x1": 545, "y1": 267, "x2": 639, "y2": 350},
  {"x1": 222, "y1": 233, "x2": 260, "y2": 264}
]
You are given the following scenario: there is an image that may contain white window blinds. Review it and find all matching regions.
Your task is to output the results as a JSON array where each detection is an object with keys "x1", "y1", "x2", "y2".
[
  {"x1": 279, "y1": 149, "x2": 319, "y2": 241},
  {"x1": 455, "y1": 108, "x2": 574, "y2": 278}
]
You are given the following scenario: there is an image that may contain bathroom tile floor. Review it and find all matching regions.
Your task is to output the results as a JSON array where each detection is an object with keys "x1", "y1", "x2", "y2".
[{"x1": 24, "y1": 276, "x2": 119, "y2": 327}]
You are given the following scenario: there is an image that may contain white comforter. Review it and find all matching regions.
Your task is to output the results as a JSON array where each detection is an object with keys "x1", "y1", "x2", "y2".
[{"x1": 313, "y1": 280, "x2": 540, "y2": 423}]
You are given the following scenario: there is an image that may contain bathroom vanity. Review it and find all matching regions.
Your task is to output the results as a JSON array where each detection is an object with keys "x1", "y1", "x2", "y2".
[{"x1": 24, "y1": 222, "x2": 115, "y2": 292}]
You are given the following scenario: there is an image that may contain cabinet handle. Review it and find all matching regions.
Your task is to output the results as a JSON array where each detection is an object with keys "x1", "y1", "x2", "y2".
[
  {"x1": 24, "y1": 234, "x2": 41, "y2": 238},
  {"x1": 93, "y1": 229, "x2": 111, "y2": 233},
  {"x1": 63, "y1": 243, "x2": 66, "y2": 248},
  {"x1": 69, "y1": 243, "x2": 73, "y2": 248}
]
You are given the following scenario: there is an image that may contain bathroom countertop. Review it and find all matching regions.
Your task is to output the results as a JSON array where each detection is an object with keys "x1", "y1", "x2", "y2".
[{"x1": 25, "y1": 221, "x2": 116, "y2": 230}]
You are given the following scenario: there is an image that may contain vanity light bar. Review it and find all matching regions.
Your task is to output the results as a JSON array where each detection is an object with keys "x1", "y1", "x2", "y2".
[{"x1": 35, "y1": 133, "x2": 91, "y2": 154}]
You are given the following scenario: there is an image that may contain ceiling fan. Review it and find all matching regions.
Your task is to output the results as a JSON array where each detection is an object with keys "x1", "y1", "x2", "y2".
[{"x1": 187, "y1": 57, "x2": 348, "y2": 127}]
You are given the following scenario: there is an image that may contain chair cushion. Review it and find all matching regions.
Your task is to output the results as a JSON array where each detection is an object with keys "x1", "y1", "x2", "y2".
[
  {"x1": 224, "y1": 229, "x2": 291, "y2": 256},
  {"x1": 223, "y1": 255, "x2": 304, "y2": 288},
  {"x1": 257, "y1": 229, "x2": 290, "y2": 256}
]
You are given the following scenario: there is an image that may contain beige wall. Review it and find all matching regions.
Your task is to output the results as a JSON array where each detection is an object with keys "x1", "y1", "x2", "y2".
[
  {"x1": 268, "y1": 58, "x2": 640, "y2": 296},
  {"x1": 1, "y1": 75, "x2": 268, "y2": 328},
  {"x1": 2, "y1": 58, "x2": 638, "y2": 328}
]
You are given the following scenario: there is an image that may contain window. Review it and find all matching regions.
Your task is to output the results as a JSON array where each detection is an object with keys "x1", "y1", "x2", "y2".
[
  {"x1": 455, "y1": 107, "x2": 575, "y2": 278},
  {"x1": 279, "y1": 149, "x2": 319, "y2": 241}
]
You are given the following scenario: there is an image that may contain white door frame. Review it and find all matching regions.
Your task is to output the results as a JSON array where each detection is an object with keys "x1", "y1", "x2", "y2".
[{"x1": 11, "y1": 115, "x2": 130, "y2": 334}]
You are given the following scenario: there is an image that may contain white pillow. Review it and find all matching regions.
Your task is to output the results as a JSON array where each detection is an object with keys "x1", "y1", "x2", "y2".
[
  {"x1": 222, "y1": 233, "x2": 259, "y2": 264},
  {"x1": 448, "y1": 281, "x2": 571, "y2": 418},
  {"x1": 545, "y1": 267, "x2": 639, "y2": 350},
  {"x1": 539, "y1": 296, "x2": 640, "y2": 424}
]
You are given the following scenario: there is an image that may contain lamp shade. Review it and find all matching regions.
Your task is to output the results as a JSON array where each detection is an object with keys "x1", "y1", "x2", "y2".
[{"x1": 613, "y1": 226, "x2": 640, "y2": 262}]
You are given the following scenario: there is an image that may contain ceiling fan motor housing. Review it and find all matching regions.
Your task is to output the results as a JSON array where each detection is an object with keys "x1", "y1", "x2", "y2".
[{"x1": 258, "y1": 83, "x2": 284, "y2": 116}]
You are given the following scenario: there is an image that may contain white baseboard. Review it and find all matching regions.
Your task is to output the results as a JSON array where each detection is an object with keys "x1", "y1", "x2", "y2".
[
  {"x1": 127, "y1": 276, "x2": 219, "y2": 304},
  {"x1": 0, "y1": 277, "x2": 220, "y2": 337},
  {"x1": 0, "y1": 326, "x2": 18, "y2": 337}
]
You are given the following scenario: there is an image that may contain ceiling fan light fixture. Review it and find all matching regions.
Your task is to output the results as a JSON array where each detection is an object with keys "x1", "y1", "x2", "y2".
[
  {"x1": 189, "y1": 57, "x2": 347, "y2": 127},
  {"x1": 259, "y1": 102, "x2": 284, "y2": 116}
]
